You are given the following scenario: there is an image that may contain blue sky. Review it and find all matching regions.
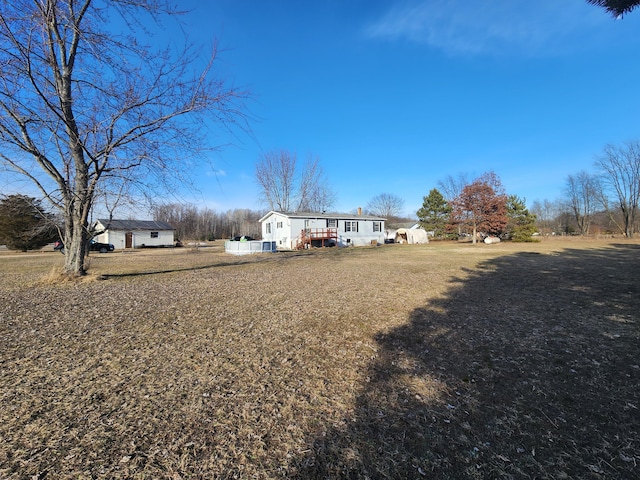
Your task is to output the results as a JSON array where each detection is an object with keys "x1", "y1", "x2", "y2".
[
  {"x1": 8, "y1": 1, "x2": 639, "y2": 219},
  {"x1": 180, "y1": 0, "x2": 640, "y2": 217}
]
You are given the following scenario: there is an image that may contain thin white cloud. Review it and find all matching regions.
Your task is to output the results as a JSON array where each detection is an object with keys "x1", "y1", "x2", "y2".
[
  {"x1": 205, "y1": 168, "x2": 226, "y2": 177},
  {"x1": 364, "y1": 0, "x2": 607, "y2": 56}
]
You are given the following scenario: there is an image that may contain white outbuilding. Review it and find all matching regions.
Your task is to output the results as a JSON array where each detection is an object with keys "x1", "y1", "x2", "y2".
[
  {"x1": 394, "y1": 227, "x2": 429, "y2": 244},
  {"x1": 93, "y1": 219, "x2": 176, "y2": 249}
]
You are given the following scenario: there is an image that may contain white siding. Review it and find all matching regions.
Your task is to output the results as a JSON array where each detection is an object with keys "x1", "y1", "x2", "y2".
[
  {"x1": 132, "y1": 229, "x2": 174, "y2": 247},
  {"x1": 95, "y1": 226, "x2": 174, "y2": 249},
  {"x1": 339, "y1": 219, "x2": 384, "y2": 246},
  {"x1": 260, "y1": 212, "x2": 385, "y2": 249},
  {"x1": 97, "y1": 230, "x2": 126, "y2": 249}
]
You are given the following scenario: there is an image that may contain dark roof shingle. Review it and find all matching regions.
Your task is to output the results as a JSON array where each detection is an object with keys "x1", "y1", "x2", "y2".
[{"x1": 97, "y1": 219, "x2": 174, "y2": 231}]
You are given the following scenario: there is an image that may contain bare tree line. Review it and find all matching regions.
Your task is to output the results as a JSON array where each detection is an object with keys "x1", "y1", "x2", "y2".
[
  {"x1": 150, "y1": 137, "x2": 640, "y2": 242},
  {"x1": 437, "y1": 140, "x2": 640, "y2": 238},
  {"x1": 151, "y1": 204, "x2": 264, "y2": 241},
  {"x1": 556, "y1": 141, "x2": 640, "y2": 237}
]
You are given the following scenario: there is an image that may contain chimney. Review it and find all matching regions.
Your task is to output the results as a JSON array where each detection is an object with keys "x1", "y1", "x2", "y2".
[{"x1": 357, "y1": 207, "x2": 362, "y2": 216}]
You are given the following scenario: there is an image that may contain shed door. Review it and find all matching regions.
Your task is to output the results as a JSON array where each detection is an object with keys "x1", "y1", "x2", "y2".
[{"x1": 125, "y1": 232, "x2": 133, "y2": 248}]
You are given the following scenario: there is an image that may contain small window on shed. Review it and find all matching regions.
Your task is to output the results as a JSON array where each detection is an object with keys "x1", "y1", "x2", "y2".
[{"x1": 151, "y1": 231, "x2": 159, "y2": 238}]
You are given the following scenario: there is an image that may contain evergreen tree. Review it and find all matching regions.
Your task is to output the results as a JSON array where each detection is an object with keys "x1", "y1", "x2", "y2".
[
  {"x1": 0, "y1": 195, "x2": 57, "y2": 251},
  {"x1": 507, "y1": 195, "x2": 538, "y2": 242},
  {"x1": 417, "y1": 188, "x2": 452, "y2": 239}
]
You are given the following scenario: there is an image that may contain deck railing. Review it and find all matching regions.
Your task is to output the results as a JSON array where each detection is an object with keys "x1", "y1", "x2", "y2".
[{"x1": 296, "y1": 228, "x2": 338, "y2": 249}]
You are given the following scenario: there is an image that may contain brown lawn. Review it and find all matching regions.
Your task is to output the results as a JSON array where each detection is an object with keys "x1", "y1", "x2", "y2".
[{"x1": 0, "y1": 238, "x2": 639, "y2": 479}]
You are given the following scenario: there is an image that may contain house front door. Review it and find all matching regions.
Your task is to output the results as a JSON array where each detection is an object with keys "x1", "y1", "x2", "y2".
[{"x1": 125, "y1": 232, "x2": 133, "y2": 248}]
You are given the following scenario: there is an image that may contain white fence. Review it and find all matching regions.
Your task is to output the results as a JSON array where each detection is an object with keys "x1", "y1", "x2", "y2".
[{"x1": 224, "y1": 240, "x2": 277, "y2": 255}]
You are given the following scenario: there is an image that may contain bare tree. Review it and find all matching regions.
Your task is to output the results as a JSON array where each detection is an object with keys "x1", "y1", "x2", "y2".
[
  {"x1": 565, "y1": 171, "x2": 599, "y2": 235},
  {"x1": 255, "y1": 150, "x2": 335, "y2": 212},
  {"x1": 296, "y1": 155, "x2": 336, "y2": 213},
  {"x1": 595, "y1": 142, "x2": 640, "y2": 238},
  {"x1": 0, "y1": 0, "x2": 246, "y2": 276},
  {"x1": 437, "y1": 172, "x2": 471, "y2": 202},
  {"x1": 366, "y1": 193, "x2": 405, "y2": 219},
  {"x1": 255, "y1": 150, "x2": 297, "y2": 212},
  {"x1": 531, "y1": 198, "x2": 563, "y2": 235}
]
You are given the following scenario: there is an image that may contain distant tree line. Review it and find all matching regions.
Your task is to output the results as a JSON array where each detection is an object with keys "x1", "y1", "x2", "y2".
[
  {"x1": 553, "y1": 141, "x2": 640, "y2": 237},
  {"x1": 529, "y1": 198, "x2": 629, "y2": 237},
  {"x1": 150, "y1": 204, "x2": 265, "y2": 241},
  {"x1": 6, "y1": 138, "x2": 638, "y2": 247},
  {"x1": 0, "y1": 196, "x2": 265, "y2": 248},
  {"x1": 417, "y1": 139, "x2": 640, "y2": 241}
]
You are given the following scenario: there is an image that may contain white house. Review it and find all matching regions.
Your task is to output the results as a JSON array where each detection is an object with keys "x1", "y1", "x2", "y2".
[
  {"x1": 259, "y1": 210, "x2": 386, "y2": 250},
  {"x1": 94, "y1": 219, "x2": 175, "y2": 249}
]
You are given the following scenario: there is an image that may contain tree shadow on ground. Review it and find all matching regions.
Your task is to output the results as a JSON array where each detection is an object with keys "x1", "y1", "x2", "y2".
[
  {"x1": 95, "y1": 246, "x2": 367, "y2": 280},
  {"x1": 97, "y1": 251, "x2": 310, "y2": 279},
  {"x1": 293, "y1": 244, "x2": 640, "y2": 479}
]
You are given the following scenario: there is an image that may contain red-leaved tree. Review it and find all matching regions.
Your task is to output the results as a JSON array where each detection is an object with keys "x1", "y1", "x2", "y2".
[{"x1": 450, "y1": 173, "x2": 508, "y2": 244}]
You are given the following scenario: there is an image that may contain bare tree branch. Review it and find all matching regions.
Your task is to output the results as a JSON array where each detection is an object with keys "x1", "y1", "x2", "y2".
[
  {"x1": 595, "y1": 141, "x2": 640, "y2": 237},
  {"x1": 255, "y1": 150, "x2": 335, "y2": 213}
]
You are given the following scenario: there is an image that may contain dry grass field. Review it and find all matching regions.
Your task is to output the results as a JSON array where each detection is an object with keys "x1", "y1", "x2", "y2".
[{"x1": 1, "y1": 238, "x2": 639, "y2": 479}]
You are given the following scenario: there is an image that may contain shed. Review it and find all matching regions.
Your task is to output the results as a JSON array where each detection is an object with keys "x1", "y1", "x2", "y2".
[
  {"x1": 385, "y1": 222, "x2": 424, "y2": 243},
  {"x1": 394, "y1": 227, "x2": 429, "y2": 244},
  {"x1": 94, "y1": 219, "x2": 175, "y2": 249}
]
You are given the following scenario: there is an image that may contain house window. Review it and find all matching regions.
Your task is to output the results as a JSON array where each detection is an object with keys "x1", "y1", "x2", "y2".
[
  {"x1": 345, "y1": 221, "x2": 358, "y2": 232},
  {"x1": 277, "y1": 221, "x2": 283, "y2": 228},
  {"x1": 326, "y1": 219, "x2": 337, "y2": 228},
  {"x1": 373, "y1": 221, "x2": 381, "y2": 232},
  {"x1": 150, "y1": 231, "x2": 159, "y2": 238},
  {"x1": 266, "y1": 223, "x2": 271, "y2": 234}
]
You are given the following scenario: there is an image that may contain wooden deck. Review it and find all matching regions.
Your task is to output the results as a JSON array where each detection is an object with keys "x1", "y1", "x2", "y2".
[{"x1": 296, "y1": 228, "x2": 338, "y2": 249}]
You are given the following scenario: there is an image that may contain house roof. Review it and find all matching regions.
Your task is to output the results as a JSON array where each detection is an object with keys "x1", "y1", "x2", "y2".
[
  {"x1": 96, "y1": 219, "x2": 174, "y2": 231},
  {"x1": 259, "y1": 210, "x2": 386, "y2": 223}
]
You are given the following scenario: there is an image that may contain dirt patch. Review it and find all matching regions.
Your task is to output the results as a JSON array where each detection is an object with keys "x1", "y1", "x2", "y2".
[{"x1": 1, "y1": 238, "x2": 638, "y2": 479}]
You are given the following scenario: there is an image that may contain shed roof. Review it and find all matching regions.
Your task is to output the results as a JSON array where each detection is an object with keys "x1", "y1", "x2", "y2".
[
  {"x1": 97, "y1": 219, "x2": 174, "y2": 231},
  {"x1": 387, "y1": 221, "x2": 421, "y2": 230}
]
